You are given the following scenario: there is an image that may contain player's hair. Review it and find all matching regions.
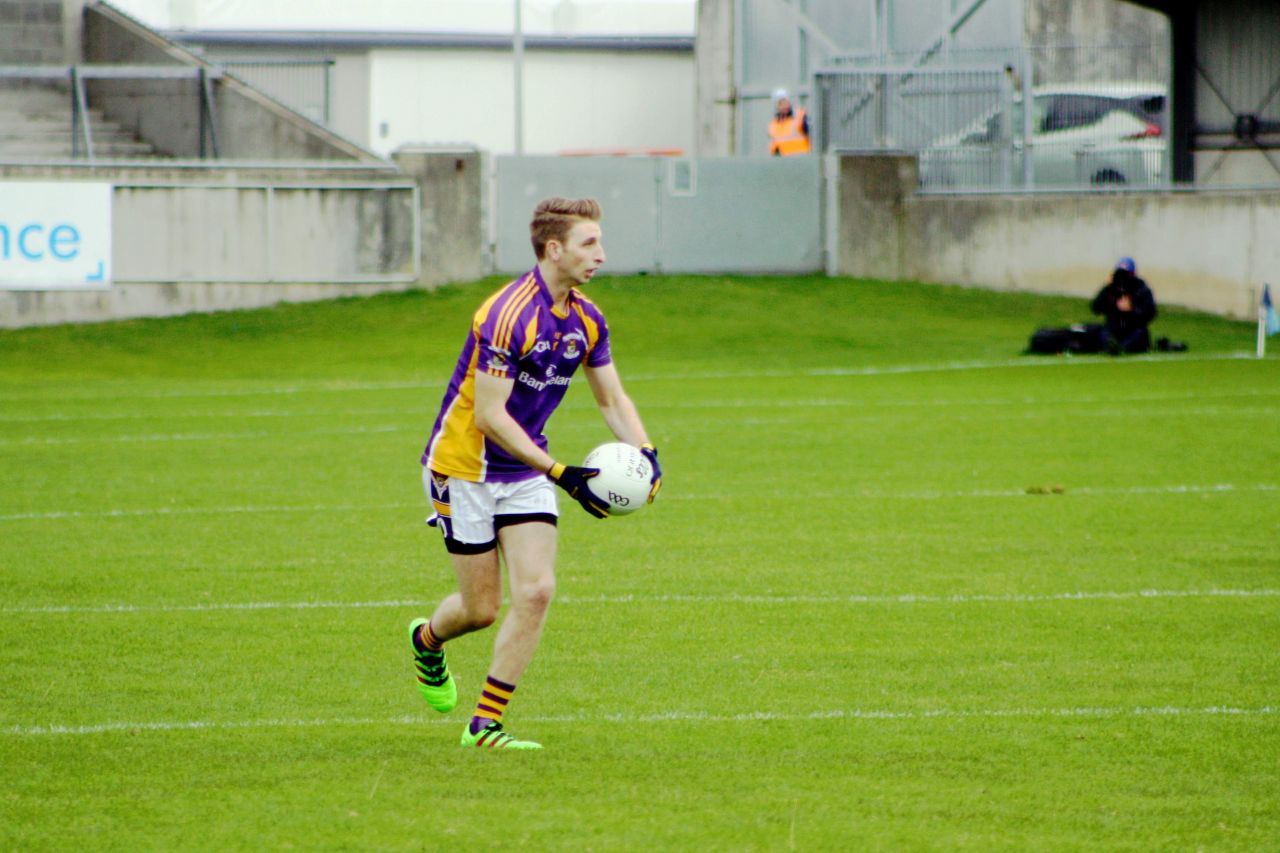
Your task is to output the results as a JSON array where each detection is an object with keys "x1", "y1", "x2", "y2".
[{"x1": 530, "y1": 197, "x2": 602, "y2": 260}]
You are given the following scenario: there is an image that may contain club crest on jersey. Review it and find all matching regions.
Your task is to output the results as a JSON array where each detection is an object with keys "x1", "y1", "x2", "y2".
[
  {"x1": 562, "y1": 332, "x2": 585, "y2": 360},
  {"x1": 486, "y1": 345, "x2": 511, "y2": 371}
]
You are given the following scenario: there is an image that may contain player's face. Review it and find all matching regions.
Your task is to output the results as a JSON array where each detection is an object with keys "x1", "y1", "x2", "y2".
[{"x1": 551, "y1": 220, "x2": 605, "y2": 286}]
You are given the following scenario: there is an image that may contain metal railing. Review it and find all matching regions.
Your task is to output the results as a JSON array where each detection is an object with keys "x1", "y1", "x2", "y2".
[{"x1": 0, "y1": 65, "x2": 223, "y2": 163}]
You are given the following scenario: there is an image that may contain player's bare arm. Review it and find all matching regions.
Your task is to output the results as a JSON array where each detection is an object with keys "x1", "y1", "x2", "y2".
[
  {"x1": 472, "y1": 370, "x2": 558, "y2": 473},
  {"x1": 586, "y1": 362, "x2": 661, "y2": 502},
  {"x1": 584, "y1": 362, "x2": 650, "y2": 447}
]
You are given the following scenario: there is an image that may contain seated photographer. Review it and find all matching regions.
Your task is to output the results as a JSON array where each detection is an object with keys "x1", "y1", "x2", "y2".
[{"x1": 1091, "y1": 257, "x2": 1157, "y2": 354}]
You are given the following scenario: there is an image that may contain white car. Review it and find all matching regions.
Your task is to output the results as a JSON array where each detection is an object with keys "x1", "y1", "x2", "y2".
[{"x1": 920, "y1": 84, "x2": 1167, "y2": 189}]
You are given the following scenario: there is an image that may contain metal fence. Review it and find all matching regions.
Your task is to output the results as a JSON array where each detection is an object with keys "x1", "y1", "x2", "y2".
[
  {"x1": 220, "y1": 59, "x2": 333, "y2": 125},
  {"x1": 814, "y1": 45, "x2": 1171, "y2": 191},
  {"x1": 817, "y1": 66, "x2": 1013, "y2": 154}
]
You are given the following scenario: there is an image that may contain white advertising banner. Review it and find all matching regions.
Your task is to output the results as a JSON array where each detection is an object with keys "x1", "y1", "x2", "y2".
[{"x1": 1, "y1": 183, "x2": 113, "y2": 290}]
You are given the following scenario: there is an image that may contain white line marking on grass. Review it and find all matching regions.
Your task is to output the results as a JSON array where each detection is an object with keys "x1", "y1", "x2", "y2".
[
  {"x1": 6, "y1": 599, "x2": 431, "y2": 615},
  {"x1": 5, "y1": 588, "x2": 1277, "y2": 616},
  {"x1": 0, "y1": 424, "x2": 407, "y2": 447},
  {"x1": 5, "y1": 389, "x2": 1276, "y2": 425},
  {"x1": 559, "y1": 588, "x2": 1280, "y2": 606},
  {"x1": 627, "y1": 351, "x2": 1260, "y2": 382},
  {"x1": 0, "y1": 379, "x2": 444, "y2": 404},
  {"x1": 0, "y1": 352, "x2": 1263, "y2": 405},
  {"x1": 15, "y1": 401, "x2": 1277, "y2": 445},
  {"x1": 841, "y1": 483, "x2": 1280, "y2": 500},
  {"x1": 3, "y1": 482, "x2": 1274, "y2": 523},
  {"x1": 6, "y1": 704, "x2": 1274, "y2": 737},
  {"x1": 0, "y1": 406, "x2": 419, "y2": 424},
  {"x1": 0, "y1": 503, "x2": 412, "y2": 522}
]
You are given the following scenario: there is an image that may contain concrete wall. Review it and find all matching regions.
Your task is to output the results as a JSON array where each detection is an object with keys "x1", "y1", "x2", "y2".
[
  {"x1": 0, "y1": 150, "x2": 493, "y2": 327},
  {"x1": 9, "y1": 148, "x2": 1276, "y2": 327},
  {"x1": 0, "y1": 0, "x2": 64, "y2": 65},
  {"x1": 1026, "y1": 0, "x2": 1168, "y2": 49},
  {"x1": 110, "y1": 184, "x2": 416, "y2": 282},
  {"x1": 2, "y1": 278, "x2": 429, "y2": 327},
  {"x1": 831, "y1": 154, "x2": 1278, "y2": 319},
  {"x1": 1, "y1": 175, "x2": 416, "y2": 327}
]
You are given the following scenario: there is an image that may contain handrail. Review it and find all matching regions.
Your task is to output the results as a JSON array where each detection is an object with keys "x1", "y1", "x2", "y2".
[
  {"x1": 0, "y1": 65, "x2": 226, "y2": 161},
  {"x1": 69, "y1": 67, "x2": 95, "y2": 164},
  {"x1": 0, "y1": 65, "x2": 224, "y2": 80}
]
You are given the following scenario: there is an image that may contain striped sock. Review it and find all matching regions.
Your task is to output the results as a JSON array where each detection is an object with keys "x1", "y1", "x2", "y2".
[
  {"x1": 413, "y1": 621, "x2": 443, "y2": 654},
  {"x1": 469, "y1": 675, "x2": 516, "y2": 735}
]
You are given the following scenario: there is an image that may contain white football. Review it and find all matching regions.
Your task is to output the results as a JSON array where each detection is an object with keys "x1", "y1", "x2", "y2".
[{"x1": 582, "y1": 442, "x2": 652, "y2": 516}]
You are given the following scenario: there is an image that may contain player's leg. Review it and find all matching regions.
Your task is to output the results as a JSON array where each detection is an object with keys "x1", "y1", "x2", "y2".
[
  {"x1": 411, "y1": 551, "x2": 501, "y2": 713},
  {"x1": 460, "y1": 476, "x2": 559, "y2": 749},
  {"x1": 490, "y1": 520, "x2": 557, "y2": 684},
  {"x1": 410, "y1": 473, "x2": 502, "y2": 713},
  {"x1": 460, "y1": 520, "x2": 556, "y2": 750},
  {"x1": 430, "y1": 550, "x2": 503, "y2": 639}
]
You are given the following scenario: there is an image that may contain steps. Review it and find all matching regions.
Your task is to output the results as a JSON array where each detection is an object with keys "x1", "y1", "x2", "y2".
[{"x1": 0, "y1": 85, "x2": 160, "y2": 160}]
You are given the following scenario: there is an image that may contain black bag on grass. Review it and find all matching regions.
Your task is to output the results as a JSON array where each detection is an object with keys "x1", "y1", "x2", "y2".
[{"x1": 1027, "y1": 324, "x2": 1105, "y2": 355}]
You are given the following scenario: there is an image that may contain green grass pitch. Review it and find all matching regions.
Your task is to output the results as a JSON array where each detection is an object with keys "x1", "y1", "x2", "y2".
[{"x1": 1, "y1": 275, "x2": 1277, "y2": 850}]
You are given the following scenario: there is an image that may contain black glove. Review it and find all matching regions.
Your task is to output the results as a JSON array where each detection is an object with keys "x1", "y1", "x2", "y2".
[
  {"x1": 547, "y1": 463, "x2": 609, "y2": 519},
  {"x1": 639, "y1": 443, "x2": 662, "y2": 503}
]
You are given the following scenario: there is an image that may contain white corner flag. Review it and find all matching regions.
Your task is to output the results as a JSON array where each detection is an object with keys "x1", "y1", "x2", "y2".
[{"x1": 1260, "y1": 284, "x2": 1280, "y2": 358}]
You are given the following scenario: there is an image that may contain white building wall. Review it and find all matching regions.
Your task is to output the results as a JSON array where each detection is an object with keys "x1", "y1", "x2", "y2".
[
  {"x1": 329, "y1": 51, "x2": 371, "y2": 148},
  {"x1": 108, "y1": 0, "x2": 696, "y2": 37},
  {"x1": 368, "y1": 48, "x2": 694, "y2": 156}
]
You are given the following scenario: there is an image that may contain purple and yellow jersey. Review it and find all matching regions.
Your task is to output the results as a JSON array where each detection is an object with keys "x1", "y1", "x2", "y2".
[{"x1": 422, "y1": 266, "x2": 612, "y2": 483}]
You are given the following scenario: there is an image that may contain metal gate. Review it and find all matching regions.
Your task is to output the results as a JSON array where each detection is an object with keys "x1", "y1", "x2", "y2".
[{"x1": 816, "y1": 66, "x2": 1018, "y2": 189}]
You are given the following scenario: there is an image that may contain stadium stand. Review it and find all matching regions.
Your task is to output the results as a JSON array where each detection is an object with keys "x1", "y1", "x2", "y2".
[
  {"x1": 0, "y1": 84, "x2": 155, "y2": 160},
  {"x1": 0, "y1": 1, "x2": 490, "y2": 327}
]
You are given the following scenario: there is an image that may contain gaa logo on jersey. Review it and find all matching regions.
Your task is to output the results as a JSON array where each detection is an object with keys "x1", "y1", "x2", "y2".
[{"x1": 562, "y1": 332, "x2": 585, "y2": 360}]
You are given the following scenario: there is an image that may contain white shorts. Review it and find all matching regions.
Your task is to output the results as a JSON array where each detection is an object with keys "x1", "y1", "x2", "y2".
[{"x1": 423, "y1": 468, "x2": 558, "y2": 554}]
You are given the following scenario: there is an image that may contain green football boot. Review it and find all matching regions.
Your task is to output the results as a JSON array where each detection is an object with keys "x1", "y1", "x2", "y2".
[
  {"x1": 460, "y1": 721, "x2": 543, "y2": 750},
  {"x1": 409, "y1": 618, "x2": 457, "y2": 713}
]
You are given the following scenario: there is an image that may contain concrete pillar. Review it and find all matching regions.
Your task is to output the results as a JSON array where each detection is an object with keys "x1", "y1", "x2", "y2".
[
  {"x1": 62, "y1": 0, "x2": 83, "y2": 64},
  {"x1": 695, "y1": 0, "x2": 736, "y2": 156},
  {"x1": 392, "y1": 147, "x2": 487, "y2": 287},
  {"x1": 830, "y1": 153, "x2": 918, "y2": 281}
]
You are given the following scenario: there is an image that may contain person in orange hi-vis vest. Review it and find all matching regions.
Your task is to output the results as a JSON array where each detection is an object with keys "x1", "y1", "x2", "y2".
[{"x1": 768, "y1": 88, "x2": 811, "y2": 156}]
